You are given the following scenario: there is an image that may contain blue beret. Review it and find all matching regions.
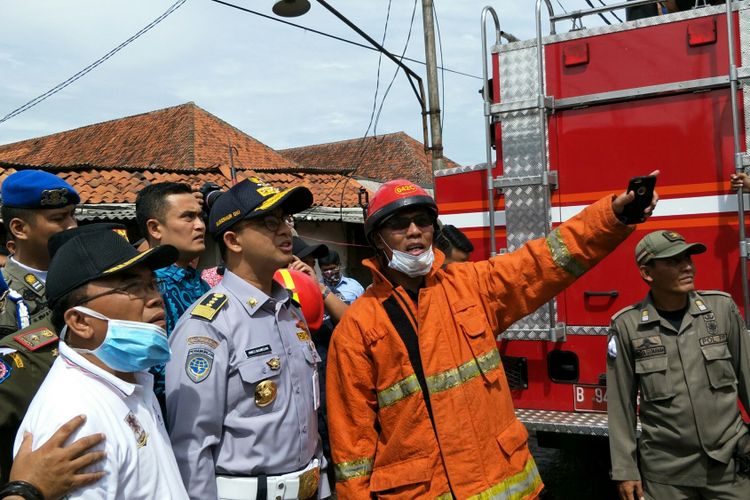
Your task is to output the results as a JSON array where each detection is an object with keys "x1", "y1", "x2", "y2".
[{"x1": 1, "y1": 170, "x2": 80, "y2": 209}]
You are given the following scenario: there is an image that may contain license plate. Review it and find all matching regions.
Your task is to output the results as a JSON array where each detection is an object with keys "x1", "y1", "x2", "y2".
[{"x1": 573, "y1": 384, "x2": 607, "y2": 413}]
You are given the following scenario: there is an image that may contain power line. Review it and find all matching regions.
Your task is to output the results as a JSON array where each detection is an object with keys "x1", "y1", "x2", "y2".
[
  {"x1": 363, "y1": 0, "x2": 394, "y2": 142},
  {"x1": 372, "y1": 0, "x2": 418, "y2": 137},
  {"x1": 433, "y1": 1, "x2": 445, "y2": 132},
  {"x1": 208, "y1": 0, "x2": 480, "y2": 80},
  {"x1": 0, "y1": 0, "x2": 188, "y2": 125}
]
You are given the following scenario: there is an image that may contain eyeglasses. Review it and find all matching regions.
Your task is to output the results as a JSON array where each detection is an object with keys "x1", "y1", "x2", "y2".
[
  {"x1": 75, "y1": 278, "x2": 159, "y2": 306},
  {"x1": 248, "y1": 214, "x2": 293, "y2": 233},
  {"x1": 381, "y1": 213, "x2": 435, "y2": 232},
  {"x1": 321, "y1": 267, "x2": 340, "y2": 277}
]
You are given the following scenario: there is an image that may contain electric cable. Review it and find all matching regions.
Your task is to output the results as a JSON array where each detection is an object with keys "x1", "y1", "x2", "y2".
[
  {"x1": 0, "y1": 0, "x2": 188, "y2": 125},
  {"x1": 433, "y1": 1, "x2": 446, "y2": 132},
  {"x1": 599, "y1": 0, "x2": 623, "y2": 22},
  {"x1": 307, "y1": 0, "x2": 420, "y2": 222},
  {"x1": 372, "y1": 0, "x2": 418, "y2": 136},
  {"x1": 363, "y1": 0, "x2": 394, "y2": 142},
  {"x1": 208, "y1": 0, "x2": 479, "y2": 80},
  {"x1": 585, "y1": 0, "x2": 612, "y2": 24}
]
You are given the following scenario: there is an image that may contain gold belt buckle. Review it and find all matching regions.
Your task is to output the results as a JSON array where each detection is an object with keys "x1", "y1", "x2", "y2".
[{"x1": 297, "y1": 466, "x2": 320, "y2": 500}]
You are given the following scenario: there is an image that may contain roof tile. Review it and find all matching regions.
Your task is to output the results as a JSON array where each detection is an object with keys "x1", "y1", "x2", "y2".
[
  {"x1": 279, "y1": 132, "x2": 460, "y2": 187},
  {"x1": 0, "y1": 103, "x2": 364, "y2": 208}
]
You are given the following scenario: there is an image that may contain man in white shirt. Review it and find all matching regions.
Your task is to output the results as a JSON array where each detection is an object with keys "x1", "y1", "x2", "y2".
[{"x1": 14, "y1": 225, "x2": 188, "y2": 499}]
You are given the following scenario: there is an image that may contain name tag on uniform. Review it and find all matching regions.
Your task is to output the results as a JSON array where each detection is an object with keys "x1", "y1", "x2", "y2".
[
  {"x1": 699, "y1": 334, "x2": 727, "y2": 346},
  {"x1": 245, "y1": 345, "x2": 271, "y2": 358},
  {"x1": 632, "y1": 335, "x2": 666, "y2": 359}
]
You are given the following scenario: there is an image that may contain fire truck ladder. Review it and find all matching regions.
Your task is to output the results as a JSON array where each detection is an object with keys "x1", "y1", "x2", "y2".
[
  {"x1": 484, "y1": 0, "x2": 750, "y2": 344},
  {"x1": 482, "y1": 1, "x2": 563, "y2": 342}
]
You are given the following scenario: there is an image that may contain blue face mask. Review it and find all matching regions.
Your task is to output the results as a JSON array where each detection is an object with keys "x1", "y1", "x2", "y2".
[{"x1": 66, "y1": 306, "x2": 171, "y2": 373}]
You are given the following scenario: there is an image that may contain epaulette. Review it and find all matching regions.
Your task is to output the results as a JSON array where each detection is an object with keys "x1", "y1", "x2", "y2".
[
  {"x1": 191, "y1": 293, "x2": 228, "y2": 321},
  {"x1": 13, "y1": 326, "x2": 58, "y2": 351},
  {"x1": 611, "y1": 304, "x2": 639, "y2": 322},
  {"x1": 696, "y1": 290, "x2": 732, "y2": 299}
]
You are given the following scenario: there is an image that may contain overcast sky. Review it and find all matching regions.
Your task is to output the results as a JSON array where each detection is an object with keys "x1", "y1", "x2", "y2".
[{"x1": 0, "y1": 0, "x2": 607, "y2": 167}]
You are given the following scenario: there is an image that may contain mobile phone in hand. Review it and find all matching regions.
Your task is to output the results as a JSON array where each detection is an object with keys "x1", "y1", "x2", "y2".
[{"x1": 620, "y1": 175, "x2": 657, "y2": 224}]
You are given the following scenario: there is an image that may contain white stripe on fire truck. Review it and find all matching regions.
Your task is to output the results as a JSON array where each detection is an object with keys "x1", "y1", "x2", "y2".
[{"x1": 439, "y1": 194, "x2": 748, "y2": 229}]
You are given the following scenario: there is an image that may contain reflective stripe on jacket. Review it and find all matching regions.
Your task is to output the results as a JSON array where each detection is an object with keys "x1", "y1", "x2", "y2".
[{"x1": 326, "y1": 196, "x2": 632, "y2": 499}]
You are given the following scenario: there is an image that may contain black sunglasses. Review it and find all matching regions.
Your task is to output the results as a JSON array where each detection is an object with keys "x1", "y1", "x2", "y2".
[{"x1": 381, "y1": 213, "x2": 436, "y2": 232}]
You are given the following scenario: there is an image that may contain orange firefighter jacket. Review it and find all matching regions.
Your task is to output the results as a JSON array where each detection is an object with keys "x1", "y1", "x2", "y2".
[{"x1": 326, "y1": 196, "x2": 633, "y2": 499}]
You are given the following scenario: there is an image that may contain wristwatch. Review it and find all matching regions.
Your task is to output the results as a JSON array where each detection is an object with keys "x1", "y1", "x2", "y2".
[{"x1": 0, "y1": 481, "x2": 45, "y2": 500}]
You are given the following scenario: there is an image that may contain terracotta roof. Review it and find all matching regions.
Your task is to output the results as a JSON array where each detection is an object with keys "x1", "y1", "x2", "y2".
[
  {"x1": 0, "y1": 103, "x2": 363, "y2": 208},
  {"x1": 279, "y1": 132, "x2": 461, "y2": 187}
]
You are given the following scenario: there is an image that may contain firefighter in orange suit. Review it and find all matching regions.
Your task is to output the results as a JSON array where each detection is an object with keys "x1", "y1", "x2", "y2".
[{"x1": 326, "y1": 178, "x2": 658, "y2": 499}]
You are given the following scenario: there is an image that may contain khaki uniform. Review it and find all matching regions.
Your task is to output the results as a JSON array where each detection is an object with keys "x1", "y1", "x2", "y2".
[
  {"x1": 0, "y1": 259, "x2": 49, "y2": 338},
  {"x1": 607, "y1": 291, "x2": 750, "y2": 492},
  {"x1": 0, "y1": 319, "x2": 58, "y2": 484}
]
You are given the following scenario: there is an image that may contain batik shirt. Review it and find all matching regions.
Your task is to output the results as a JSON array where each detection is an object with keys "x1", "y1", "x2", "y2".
[{"x1": 152, "y1": 264, "x2": 209, "y2": 397}]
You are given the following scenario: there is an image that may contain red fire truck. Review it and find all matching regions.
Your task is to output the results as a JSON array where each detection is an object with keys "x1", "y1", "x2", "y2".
[{"x1": 434, "y1": 0, "x2": 750, "y2": 448}]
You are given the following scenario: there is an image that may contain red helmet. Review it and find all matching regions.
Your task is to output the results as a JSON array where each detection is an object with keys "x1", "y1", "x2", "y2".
[
  {"x1": 364, "y1": 179, "x2": 438, "y2": 241},
  {"x1": 273, "y1": 268, "x2": 325, "y2": 332}
]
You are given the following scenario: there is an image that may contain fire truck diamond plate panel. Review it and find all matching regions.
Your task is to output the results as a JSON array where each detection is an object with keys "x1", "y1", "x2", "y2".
[{"x1": 498, "y1": 44, "x2": 555, "y2": 337}]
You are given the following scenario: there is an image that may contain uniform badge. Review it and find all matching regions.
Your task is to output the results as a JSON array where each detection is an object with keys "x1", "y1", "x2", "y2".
[
  {"x1": 23, "y1": 274, "x2": 43, "y2": 293},
  {"x1": 187, "y1": 336, "x2": 220, "y2": 349},
  {"x1": 14, "y1": 328, "x2": 58, "y2": 351},
  {"x1": 663, "y1": 231, "x2": 684, "y2": 242},
  {"x1": 296, "y1": 331, "x2": 311, "y2": 342},
  {"x1": 186, "y1": 347, "x2": 214, "y2": 383},
  {"x1": 255, "y1": 380, "x2": 277, "y2": 407},
  {"x1": 695, "y1": 299, "x2": 707, "y2": 311},
  {"x1": 40, "y1": 188, "x2": 69, "y2": 207},
  {"x1": 640, "y1": 309, "x2": 649, "y2": 322},
  {"x1": 0, "y1": 359, "x2": 11, "y2": 384},
  {"x1": 9, "y1": 353, "x2": 24, "y2": 368},
  {"x1": 124, "y1": 412, "x2": 148, "y2": 448},
  {"x1": 247, "y1": 297, "x2": 258, "y2": 307},
  {"x1": 190, "y1": 293, "x2": 228, "y2": 321},
  {"x1": 266, "y1": 357, "x2": 281, "y2": 370},
  {"x1": 705, "y1": 319, "x2": 718, "y2": 334}
]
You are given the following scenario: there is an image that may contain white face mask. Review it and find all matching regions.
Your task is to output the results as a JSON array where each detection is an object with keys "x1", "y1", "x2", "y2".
[{"x1": 380, "y1": 236, "x2": 435, "y2": 278}]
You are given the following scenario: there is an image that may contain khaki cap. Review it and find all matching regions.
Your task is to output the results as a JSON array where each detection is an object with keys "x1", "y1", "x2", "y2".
[{"x1": 635, "y1": 230, "x2": 706, "y2": 265}]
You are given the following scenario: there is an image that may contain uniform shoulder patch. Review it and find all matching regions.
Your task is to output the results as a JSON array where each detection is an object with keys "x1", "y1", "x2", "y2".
[
  {"x1": 191, "y1": 293, "x2": 228, "y2": 321},
  {"x1": 611, "y1": 304, "x2": 638, "y2": 322},
  {"x1": 186, "y1": 347, "x2": 214, "y2": 383},
  {"x1": 23, "y1": 274, "x2": 44, "y2": 293},
  {"x1": 14, "y1": 327, "x2": 58, "y2": 351},
  {"x1": 0, "y1": 358, "x2": 11, "y2": 384}
]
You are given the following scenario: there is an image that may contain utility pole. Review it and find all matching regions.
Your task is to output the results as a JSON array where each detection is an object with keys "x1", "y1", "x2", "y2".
[{"x1": 421, "y1": 0, "x2": 444, "y2": 174}]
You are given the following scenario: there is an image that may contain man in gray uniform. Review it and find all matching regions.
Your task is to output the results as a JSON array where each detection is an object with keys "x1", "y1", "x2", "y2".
[
  {"x1": 608, "y1": 230, "x2": 750, "y2": 500},
  {"x1": 0, "y1": 170, "x2": 79, "y2": 337},
  {"x1": 166, "y1": 177, "x2": 330, "y2": 500}
]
